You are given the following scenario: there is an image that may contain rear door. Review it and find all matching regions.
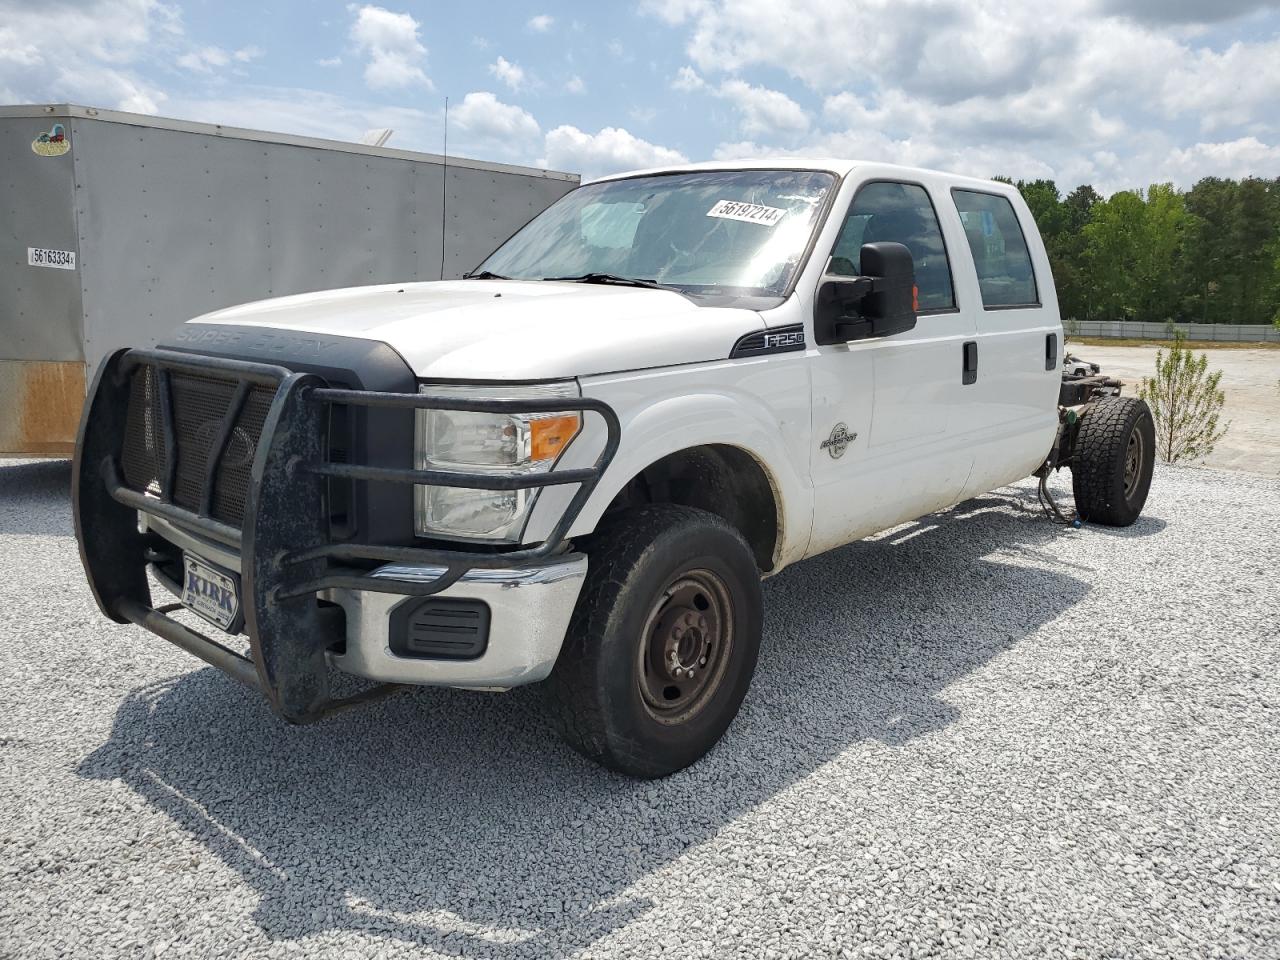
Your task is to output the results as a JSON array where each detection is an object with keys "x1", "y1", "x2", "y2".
[
  {"x1": 949, "y1": 188, "x2": 1062, "y2": 497},
  {"x1": 805, "y1": 177, "x2": 977, "y2": 556}
]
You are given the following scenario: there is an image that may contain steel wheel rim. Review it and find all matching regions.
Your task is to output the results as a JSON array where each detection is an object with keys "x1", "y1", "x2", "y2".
[
  {"x1": 636, "y1": 569, "x2": 734, "y2": 724},
  {"x1": 1123, "y1": 423, "x2": 1144, "y2": 501}
]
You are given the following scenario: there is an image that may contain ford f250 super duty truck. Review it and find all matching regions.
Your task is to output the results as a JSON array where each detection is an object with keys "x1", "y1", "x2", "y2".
[{"x1": 73, "y1": 160, "x2": 1155, "y2": 777}]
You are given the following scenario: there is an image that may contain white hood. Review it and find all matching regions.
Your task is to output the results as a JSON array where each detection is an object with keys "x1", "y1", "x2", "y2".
[{"x1": 189, "y1": 280, "x2": 765, "y2": 380}]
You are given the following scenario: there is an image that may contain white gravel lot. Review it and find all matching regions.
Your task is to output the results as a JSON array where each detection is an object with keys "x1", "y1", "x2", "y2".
[{"x1": 1, "y1": 457, "x2": 1278, "y2": 960}]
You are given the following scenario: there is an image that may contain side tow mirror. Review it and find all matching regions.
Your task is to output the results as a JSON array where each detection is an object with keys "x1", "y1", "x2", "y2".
[{"x1": 814, "y1": 241, "x2": 918, "y2": 345}]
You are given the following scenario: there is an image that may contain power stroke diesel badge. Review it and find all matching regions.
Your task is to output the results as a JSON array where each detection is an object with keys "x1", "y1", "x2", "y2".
[{"x1": 820, "y1": 423, "x2": 856, "y2": 459}]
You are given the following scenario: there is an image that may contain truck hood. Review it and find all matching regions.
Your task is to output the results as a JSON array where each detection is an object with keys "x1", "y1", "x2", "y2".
[{"x1": 187, "y1": 280, "x2": 766, "y2": 380}]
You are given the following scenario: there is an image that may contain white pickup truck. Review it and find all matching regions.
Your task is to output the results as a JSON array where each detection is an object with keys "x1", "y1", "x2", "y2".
[{"x1": 73, "y1": 159, "x2": 1155, "y2": 777}]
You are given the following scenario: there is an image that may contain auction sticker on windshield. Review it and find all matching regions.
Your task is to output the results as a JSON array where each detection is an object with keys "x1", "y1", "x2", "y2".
[{"x1": 706, "y1": 199, "x2": 786, "y2": 226}]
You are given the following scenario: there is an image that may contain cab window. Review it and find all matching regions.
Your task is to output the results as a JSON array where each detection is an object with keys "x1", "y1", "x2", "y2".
[
  {"x1": 951, "y1": 190, "x2": 1040, "y2": 308},
  {"x1": 828, "y1": 181, "x2": 956, "y2": 312}
]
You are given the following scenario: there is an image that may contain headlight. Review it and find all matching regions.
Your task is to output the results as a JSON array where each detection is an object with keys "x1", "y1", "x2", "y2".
[{"x1": 414, "y1": 382, "x2": 582, "y2": 542}]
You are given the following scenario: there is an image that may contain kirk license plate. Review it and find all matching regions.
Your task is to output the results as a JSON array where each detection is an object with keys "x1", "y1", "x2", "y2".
[{"x1": 181, "y1": 555, "x2": 242, "y2": 632}]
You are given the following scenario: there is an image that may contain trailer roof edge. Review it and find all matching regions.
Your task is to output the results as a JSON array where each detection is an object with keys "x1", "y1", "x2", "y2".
[{"x1": 1, "y1": 102, "x2": 580, "y2": 182}]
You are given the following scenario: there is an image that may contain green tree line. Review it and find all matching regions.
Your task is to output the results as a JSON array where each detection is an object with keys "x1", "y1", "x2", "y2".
[{"x1": 996, "y1": 177, "x2": 1280, "y2": 326}]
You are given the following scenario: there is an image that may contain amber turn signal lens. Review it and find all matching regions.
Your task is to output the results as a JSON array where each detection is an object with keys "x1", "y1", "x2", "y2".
[{"x1": 530, "y1": 414, "x2": 581, "y2": 461}]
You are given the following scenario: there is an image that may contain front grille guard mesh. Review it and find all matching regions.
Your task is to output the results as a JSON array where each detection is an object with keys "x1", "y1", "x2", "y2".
[
  {"x1": 121, "y1": 365, "x2": 277, "y2": 526},
  {"x1": 104, "y1": 347, "x2": 621, "y2": 599}
]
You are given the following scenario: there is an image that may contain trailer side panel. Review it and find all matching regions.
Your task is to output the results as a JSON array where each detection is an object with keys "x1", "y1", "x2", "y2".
[
  {"x1": 0, "y1": 106, "x2": 578, "y2": 456},
  {"x1": 0, "y1": 114, "x2": 85, "y2": 455}
]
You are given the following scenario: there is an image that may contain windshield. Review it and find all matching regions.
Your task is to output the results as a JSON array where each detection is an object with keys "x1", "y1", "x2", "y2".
[{"x1": 474, "y1": 169, "x2": 837, "y2": 298}]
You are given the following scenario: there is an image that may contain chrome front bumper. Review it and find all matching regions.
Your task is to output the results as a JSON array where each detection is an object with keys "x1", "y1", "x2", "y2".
[
  {"x1": 326, "y1": 558, "x2": 586, "y2": 689},
  {"x1": 147, "y1": 514, "x2": 585, "y2": 691}
]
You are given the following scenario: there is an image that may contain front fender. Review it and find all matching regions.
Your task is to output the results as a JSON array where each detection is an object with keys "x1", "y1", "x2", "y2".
[{"x1": 526, "y1": 359, "x2": 814, "y2": 570}]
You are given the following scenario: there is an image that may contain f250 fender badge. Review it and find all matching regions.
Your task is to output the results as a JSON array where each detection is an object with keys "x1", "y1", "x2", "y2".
[{"x1": 820, "y1": 423, "x2": 856, "y2": 459}]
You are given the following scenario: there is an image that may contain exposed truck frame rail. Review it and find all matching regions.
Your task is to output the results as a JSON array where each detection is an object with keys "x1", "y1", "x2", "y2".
[{"x1": 73, "y1": 347, "x2": 620, "y2": 723}]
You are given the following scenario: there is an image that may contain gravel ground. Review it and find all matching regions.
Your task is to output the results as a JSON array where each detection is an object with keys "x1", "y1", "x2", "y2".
[{"x1": 1, "y1": 457, "x2": 1278, "y2": 960}]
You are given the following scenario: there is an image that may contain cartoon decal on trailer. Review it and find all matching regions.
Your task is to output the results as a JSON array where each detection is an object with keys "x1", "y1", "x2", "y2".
[{"x1": 32, "y1": 124, "x2": 70, "y2": 157}]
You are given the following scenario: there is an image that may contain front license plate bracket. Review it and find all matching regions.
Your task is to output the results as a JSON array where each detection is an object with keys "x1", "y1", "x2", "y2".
[{"x1": 181, "y1": 555, "x2": 243, "y2": 634}]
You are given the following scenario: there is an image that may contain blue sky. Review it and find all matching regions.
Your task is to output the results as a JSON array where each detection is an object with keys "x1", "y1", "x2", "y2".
[{"x1": 3, "y1": 0, "x2": 1280, "y2": 191}]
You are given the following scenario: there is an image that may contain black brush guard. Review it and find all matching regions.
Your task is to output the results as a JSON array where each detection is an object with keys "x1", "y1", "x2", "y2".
[{"x1": 73, "y1": 347, "x2": 620, "y2": 723}]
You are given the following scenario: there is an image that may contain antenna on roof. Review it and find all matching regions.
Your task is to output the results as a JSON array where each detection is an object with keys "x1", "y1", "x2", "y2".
[{"x1": 439, "y1": 96, "x2": 448, "y2": 281}]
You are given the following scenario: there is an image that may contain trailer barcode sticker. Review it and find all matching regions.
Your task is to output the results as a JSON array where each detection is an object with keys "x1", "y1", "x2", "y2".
[
  {"x1": 27, "y1": 247, "x2": 76, "y2": 270},
  {"x1": 706, "y1": 199, "x2": 787, "y2": 226}
]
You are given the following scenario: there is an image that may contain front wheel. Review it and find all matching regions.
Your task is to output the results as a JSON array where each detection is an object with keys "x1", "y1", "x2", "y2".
[
  {"x1": 1071, "y1": 396, "x2": 1156, "y2": 526},
  {"x1": 544, "y1": 504, "x2": 763, "y2": 778}
]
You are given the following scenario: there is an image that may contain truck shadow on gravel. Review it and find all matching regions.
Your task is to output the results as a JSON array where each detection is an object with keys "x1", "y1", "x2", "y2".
[
  {"x1": 79, "y1": 493, "x2": 1102, "y2": 958},
  {"x1": 0, "y1": 459, "x2": 73, "y2": 536}
]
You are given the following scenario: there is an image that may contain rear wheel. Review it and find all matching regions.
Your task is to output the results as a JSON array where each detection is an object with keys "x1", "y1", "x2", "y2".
[
  {"x1": 544, "y1": 504, "x2": 763, "y2": 778},
  {"x1": 1071, "y1": 396, "x2": 1155, "y2": 526}
]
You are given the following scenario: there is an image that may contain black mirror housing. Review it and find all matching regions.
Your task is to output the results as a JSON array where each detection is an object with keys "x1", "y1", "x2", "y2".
[{"x1": 814, "y1": 241, "x2": 918, "y2": 345}]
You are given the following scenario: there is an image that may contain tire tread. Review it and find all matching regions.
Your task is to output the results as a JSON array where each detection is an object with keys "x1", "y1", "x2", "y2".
[
  {"x1": 1071, "y1": 396, "x2": 1153, "y2": 526},
  {"x1": 544, "y1": 504, "x2": 754, "y2": 776}
]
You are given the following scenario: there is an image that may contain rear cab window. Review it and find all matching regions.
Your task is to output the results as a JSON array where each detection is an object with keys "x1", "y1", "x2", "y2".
[{"x1": 951, "y1": 190, "x2": 1040, "y2": 308}]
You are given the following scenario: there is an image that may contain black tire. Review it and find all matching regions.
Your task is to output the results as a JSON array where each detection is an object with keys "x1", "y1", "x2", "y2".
[
  {"x1": 1071, "y1": 396, "x2": 1155, "y2": 526},
  {"x1": 544, "y1": 504, "x2": 763, "y2": 778}
]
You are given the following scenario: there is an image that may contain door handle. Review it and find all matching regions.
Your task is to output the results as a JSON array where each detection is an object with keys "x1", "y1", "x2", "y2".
[
  {"x1": 962, "y1": 341, "x2": 978, "y2": 385},
  {"x1": 1045, "y1": 333, "x2": 1058, "y2": 371}
]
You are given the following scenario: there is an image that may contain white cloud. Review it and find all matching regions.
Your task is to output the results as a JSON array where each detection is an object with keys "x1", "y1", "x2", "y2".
[
  {"x1": 527, "y1": 14, "x2": 555, "y2": 32},
  {"x1": 564, "y1": 74, "x2": 586, "y2": 94},
  {"x1": 711, "y1": 140, "x2": 790, "y2": 161},
  {"x1": 717, "y1": 79, "x2": 809, "y2": 138},
  {"x1": 606, "y1": 39, "x2": 634, "y2": 63},
  {"x1": 165, "y1": 88, "x2": 435, "y2": 146},
  {"x1": 542, "y1": 125, "x2": 687, "y2": 178},
  {"x1": 317, "y1": 56, "x2": 343, "y2": 67},
  {"x1": 488, "y1": 55, "x2": 526, "y2": 92},
  {"x1": 349, "y1": 4, "x2": 430, "y2": 90},
  {"x1": 645, "y1": 0, "x2": 1280, "y2": 190},
  {"x1": 1158, "y1": 39, "x2": 1280, "y2": 131},
  {"x1": 0, "y1": 0, "x2": 174, "y2": 113},
  {"x1": 644, "y1": 0, "x2": 713, "y2": 22},
  {"x1": 671, "y1": 66, "x2": 705, "y2": 91},
  {"x1": 1156, "y1": 136, "x2": 1280, "y2": 182},
  {"x1": 451, "y1": 91, "x2": 540, "y2": 144},
  {"x1": 176, "y1": 45, "x2": 262, "y2": 73},
  {"x1": 176, "y1": 47, "x2": 228, "y2": 72}
]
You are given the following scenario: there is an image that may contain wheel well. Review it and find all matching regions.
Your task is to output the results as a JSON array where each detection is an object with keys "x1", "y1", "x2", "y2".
[{"x1": 601, "y1": 444, "x2": 780, "y2": 572}]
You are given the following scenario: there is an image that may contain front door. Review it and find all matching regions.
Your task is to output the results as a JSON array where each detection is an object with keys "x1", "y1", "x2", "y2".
[{"x1": 806, "y1": 179, "x2": 977, "y2": 557}]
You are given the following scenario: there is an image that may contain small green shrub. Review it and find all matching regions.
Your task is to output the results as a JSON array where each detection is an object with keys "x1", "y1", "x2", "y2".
[{"x1": 1138, "y1": 333, "x2": 1230, "y2": 463}]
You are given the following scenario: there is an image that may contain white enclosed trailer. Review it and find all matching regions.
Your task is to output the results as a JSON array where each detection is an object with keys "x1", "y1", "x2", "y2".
[{"x1": 0, "y1": 103, "x2": 578, "y2": 455}]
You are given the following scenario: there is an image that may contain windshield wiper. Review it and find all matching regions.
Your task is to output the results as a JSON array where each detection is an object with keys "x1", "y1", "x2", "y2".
[
  {"x1": 542, "y1": 272, "x2": 672, "y2": 291},
  {"x1": 462, "y1": 270, "x2": 510, "y2": 280}
]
